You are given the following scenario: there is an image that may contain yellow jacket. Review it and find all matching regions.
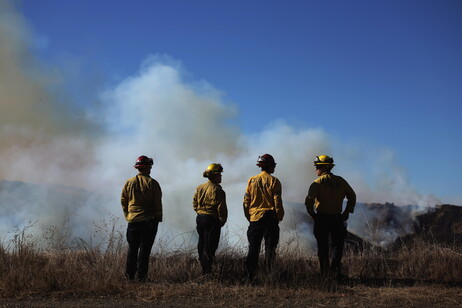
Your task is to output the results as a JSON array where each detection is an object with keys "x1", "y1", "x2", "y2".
[
  {"x1": 193, "y1": 180, "x2": 227, "y2": 224},
  {"x1": 305, "y1": 172, "x2": 356, "y2": 215},
  {"x1": 243, "y1": 171, "x2": 284, "y2": 222},
  {"x1": 121, "y1": 174, "x2": 163, "y2": 223}
]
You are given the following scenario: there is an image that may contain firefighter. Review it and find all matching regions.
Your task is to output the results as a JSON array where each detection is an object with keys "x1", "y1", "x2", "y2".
[
  {"x1": 305, "y1": 155, "x2": 356, "y2": 279},
  {"x1": 193, "y1": 163, "x2": 228, "y2": 275},
  {"x1": 243, "y1": 154, "x2": 284, "y2": 280},
  {"x1": 121, "y1": 155, "x2": 163, "y2": 282}
]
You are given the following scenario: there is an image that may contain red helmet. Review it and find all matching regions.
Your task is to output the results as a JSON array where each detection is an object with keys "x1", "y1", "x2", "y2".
[
  {"x1": 134, "y1": 155, "x2": 153, "y2": 168},
  {"x1": 256, "y1": 154, "x2": 276, "y2": 167}
]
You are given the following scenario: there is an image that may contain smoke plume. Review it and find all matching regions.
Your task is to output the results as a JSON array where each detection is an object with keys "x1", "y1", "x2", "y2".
[{"x1": 0, "y1": 2, "x2": 443, "y2": 250}]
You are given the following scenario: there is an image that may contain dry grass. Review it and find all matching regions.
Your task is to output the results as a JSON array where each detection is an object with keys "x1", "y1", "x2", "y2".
[{"x1": 0, "y1": 225, "x2": 461, "y2": 307}]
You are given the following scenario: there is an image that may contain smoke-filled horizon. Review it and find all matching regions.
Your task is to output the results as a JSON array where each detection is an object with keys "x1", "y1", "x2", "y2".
[{"x1": 0, "y1": 3, "x2": 447, "y2": 249}]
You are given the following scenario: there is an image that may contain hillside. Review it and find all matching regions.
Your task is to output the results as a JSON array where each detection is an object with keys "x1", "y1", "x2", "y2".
[
  {"x1": 395, "y1": 204, "x2": 462, "y2": 247},
  {"x1": 2, "y1": 180, "x2": 461, "y2": 250}
]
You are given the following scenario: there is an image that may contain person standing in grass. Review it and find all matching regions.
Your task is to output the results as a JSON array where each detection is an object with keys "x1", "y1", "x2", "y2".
[
  {"x1": 243, "y1": 154, "x2": 284, "y2": 280},
  {"x1": 121, "y1": 155, "x2": 163, "y2": 282},
  {"x1": 305, "y1": 155, "x2": 356, "y2": 279},
  {"x1": 193, "y1": 163, "x2": 228, "y2": 275}
]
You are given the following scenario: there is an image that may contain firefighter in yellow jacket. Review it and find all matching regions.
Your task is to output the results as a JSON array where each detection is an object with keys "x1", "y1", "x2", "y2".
[
  {"x1": 193, "y1": 163, "x2": 227, "y2": 275},
  {"x1": 121, "y1": 155, "x2": 162, "y2": 282},
  {"x1": 243, "y1": 154, "x2": 284, "y2": 279},
  {"x1": 305, "y1": 155, "x2": 356, "y2": 279}
]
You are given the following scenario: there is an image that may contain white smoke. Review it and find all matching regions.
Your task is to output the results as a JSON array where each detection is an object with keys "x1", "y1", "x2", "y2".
[
  {"x1": 91, "y1": 56, "x2": 333, "y2": 249},
  {"x1": 0, "y1": 2, "x2": 445, "y2": 250}
]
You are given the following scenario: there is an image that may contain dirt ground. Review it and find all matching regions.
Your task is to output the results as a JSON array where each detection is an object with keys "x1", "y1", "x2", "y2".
[{"x1": 1, "y1": 285, "x2": 462, "y2": 308}]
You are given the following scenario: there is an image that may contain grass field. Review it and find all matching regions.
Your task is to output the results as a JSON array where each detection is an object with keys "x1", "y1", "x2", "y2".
[{"x1": 1, "y1": 225, "x2": 461, "y2": 307}]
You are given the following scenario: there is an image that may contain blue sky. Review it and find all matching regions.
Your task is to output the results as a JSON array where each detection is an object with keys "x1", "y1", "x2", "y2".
[{"x1": 13, "y1": 0, "x2": 462, "y2": 204}]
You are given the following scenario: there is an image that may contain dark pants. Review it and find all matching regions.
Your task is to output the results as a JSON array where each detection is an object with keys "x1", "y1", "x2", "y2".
[
  {"x1": 196, "y1": 214, "x2": 222, "y2": 274},
  {"x1": 126, "y1": 220, "x2": 159, "y2": 282},
  {"x1": 245, "y1": 211, "x2": 280, "y2": 279},
  {"x1": 313, "y1": 213, "x2": 347, "y2": 276}
]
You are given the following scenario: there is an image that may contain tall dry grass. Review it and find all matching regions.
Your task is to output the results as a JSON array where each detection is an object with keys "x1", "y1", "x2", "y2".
[{"x1": 0, "y1": 222, "x2": 461, "y2": 301}]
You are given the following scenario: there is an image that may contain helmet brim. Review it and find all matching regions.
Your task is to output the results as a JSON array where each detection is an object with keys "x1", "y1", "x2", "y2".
[{"x1": 134, "y1": 164, "x2": 152, "y2": 168}]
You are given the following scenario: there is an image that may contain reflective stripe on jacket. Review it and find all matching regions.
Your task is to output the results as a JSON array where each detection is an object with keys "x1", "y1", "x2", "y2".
[
  {"x1": 243, "y1": 171, "x2": 284, "y2": 222},
  {"x1": 121, "y1": 174, "x2": 163, "y2": 223},
  {"x1": 193, "y1": 180, "x2": 228, "y2": 224},
  {"x1": 305, "y1": 172, "x2": 356, "y2": 215}
]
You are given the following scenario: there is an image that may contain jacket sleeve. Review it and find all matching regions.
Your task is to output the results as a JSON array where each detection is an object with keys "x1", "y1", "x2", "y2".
[
  {"x1": 243, "y1": 178, "x2": 251, "y2": 222},
  {"x1": 153, "y1": 181, "x2": 163, "y2": 222},
  {"x1": 344, "y1": 180, "x2": 356, "y2": 214},
  {"x1": 304, "y1": 182, "x2": 318, "y2": 218},
  {"x1": 273, "y1": 179, "x2": 284, "y2": 221},
  {"x1": 217, "y1": 188, "x2": 228, "y2": 224},
  {"x1": 193, "y1": 187, "x2": 199, "y2": 213},
  {"x1": 121, "y1": 181, "x2": 129, "y2": 219}
]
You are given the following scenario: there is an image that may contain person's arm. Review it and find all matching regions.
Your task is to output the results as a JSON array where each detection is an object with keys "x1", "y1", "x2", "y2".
[
  {"x1": 217, "y1": 188, "x2": 228, "y2": 226},
  {"x1": 342, "y1": 181, "x2": 356, "y2": 220},
  {"x1": 273, "y1": 179, "x2": 284, "y2": 221},
  {"x1": 153, "y1": 181, "x2": 163, "y2": 222},
  {"x1": 121, "y1": 182, "x2": 129, "y2": 219},
  {"x1": 243, "y1": 179, "x2": 251, "y2": 222},
  {"x1": 304, "y1": 182, "x2": 318, "y2": 219},
  {"x1": 193, "y1": 187, "x2": 199, "y2": 213}
]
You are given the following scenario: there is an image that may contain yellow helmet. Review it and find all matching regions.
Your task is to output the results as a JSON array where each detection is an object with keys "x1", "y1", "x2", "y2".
[
  {"x1": 203, "y1": 163, "x2": 223, "y2": 177},
  {"x1": 313, "y1": 155, "x2": 335, "y2": 166}
]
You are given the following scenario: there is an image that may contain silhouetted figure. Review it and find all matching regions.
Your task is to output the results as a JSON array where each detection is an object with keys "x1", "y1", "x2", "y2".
[
  {"x1": 193, "y1": 163, "x2": 227, "y2": 275},
  {"x1": 121, "y1": 155, "x2": 162, "y2": 282},
  {"x1": 243, "y1": 154, "x2": 284, "y2": 280},
  {"x1": 305, "y1": 155, "x2": 356, "y2": 280}
]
